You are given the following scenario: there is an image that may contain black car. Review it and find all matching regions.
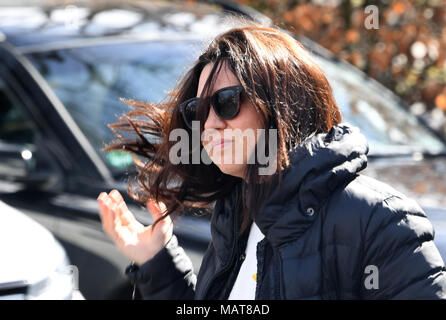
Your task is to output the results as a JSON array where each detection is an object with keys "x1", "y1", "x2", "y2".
[{"x1": 1, "y1": 0, "x2": 446, "y2": 300}]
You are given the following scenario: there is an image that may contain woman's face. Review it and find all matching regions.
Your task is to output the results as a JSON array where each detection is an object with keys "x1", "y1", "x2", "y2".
[{"x1": 197, "y1": 61, "x2": 264, "y2": 179}]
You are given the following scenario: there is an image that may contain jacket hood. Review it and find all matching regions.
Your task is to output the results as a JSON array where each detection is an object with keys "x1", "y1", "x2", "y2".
[
  {"x1": 256, "y1": 122, "x2": 369, "y2": 247},
  {"x1": 211, "y1": 122, "x2": 370, "y2": 259}
]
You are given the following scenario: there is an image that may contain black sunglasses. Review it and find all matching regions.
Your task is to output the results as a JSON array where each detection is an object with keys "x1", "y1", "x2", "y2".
[{"x1": 179, "y1": 85, "x2": 244, "y2": 129}]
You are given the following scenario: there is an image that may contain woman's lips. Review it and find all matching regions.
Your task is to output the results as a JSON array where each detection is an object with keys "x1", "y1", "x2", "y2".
[{"x1": 212, "y1": 139, "x2": 232, "y2": 150}]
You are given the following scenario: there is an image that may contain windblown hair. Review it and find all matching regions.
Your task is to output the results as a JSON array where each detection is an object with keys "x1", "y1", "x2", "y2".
[{"x1": 105, "y1": 22, "x2": 342, "y2": 234}]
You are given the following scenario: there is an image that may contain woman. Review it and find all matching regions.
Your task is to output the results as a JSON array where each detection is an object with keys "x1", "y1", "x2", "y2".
[{"x1": 97, "y1": 23, "x2": 446, "y2": 299}]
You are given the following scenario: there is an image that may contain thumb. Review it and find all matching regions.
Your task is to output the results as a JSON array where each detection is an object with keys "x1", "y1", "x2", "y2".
[{"x1": 146, "y1": 200, "x2": 169, "y2": 222}]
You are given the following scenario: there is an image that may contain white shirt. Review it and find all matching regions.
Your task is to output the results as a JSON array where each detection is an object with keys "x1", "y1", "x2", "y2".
[{"x1": 228, "y1": 221, "x2": 265, "y2": 300}]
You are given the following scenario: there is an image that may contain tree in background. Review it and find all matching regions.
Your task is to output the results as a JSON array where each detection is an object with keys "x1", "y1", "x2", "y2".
[{"x1": 237, "y1": 0, "x2": 446, "y2": 139}]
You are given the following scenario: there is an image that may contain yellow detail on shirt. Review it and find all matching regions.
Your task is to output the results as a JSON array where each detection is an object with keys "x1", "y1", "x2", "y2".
[{"x1": 253, "y1": 273, "x2": 257, "y2": 282}]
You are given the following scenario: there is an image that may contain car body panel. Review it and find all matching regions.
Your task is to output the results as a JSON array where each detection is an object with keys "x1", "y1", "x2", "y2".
[
  {"x1": 363, "y1": 157, "x2": 446, "y2": 210},
  {"x1": 0, "y1": 200, "x2": 76, "y2": 299},
  {"x1": 0, "y1": 200, "x2": 66, "y2": 285}
]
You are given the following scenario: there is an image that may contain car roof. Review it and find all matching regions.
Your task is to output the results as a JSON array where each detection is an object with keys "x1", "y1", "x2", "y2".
[
  {"x1": 0, "y1": 0, "x2": 256, "y2": 50},
  {"x1": 0, "y1": 0, "x2": 356, "y2": 83}
]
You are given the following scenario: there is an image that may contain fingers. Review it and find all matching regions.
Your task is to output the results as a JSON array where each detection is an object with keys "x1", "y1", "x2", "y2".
[
  {"x1": 98, "y1": 190, "x2": 143, "y2": 235},
  {"x1": 146, "y1": 200, "x2": 172, "y2": 237},
  {"x1": 109, "y1": 190, "x2": 128, "y2": 211},
  {"x1": 98, "y1": 190, "x2": 170, "y2": 242},
  {"x1": 98, "y1": 193, "x2": 118, "y2": 240},
  {"x1": 106, "y1": 190, "x2": 137, "y2": 227},
  {"x1": 109, "y1": 190, "x2": 131, "y2": 226}
]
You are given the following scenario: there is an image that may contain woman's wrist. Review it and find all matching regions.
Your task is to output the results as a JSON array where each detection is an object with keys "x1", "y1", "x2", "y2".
[{"x1": 134, "y1": 234, "x2": 175, "y2": 267}]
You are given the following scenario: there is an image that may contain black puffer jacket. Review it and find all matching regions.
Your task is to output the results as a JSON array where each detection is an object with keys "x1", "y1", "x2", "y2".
[{"x1": 127, "y1": 123, "x2": 446, "y2": 299}]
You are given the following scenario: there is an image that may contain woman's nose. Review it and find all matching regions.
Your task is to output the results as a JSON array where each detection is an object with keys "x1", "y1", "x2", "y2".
[{"x1": 204, "y1": 105, "x2": 227, "y2": 130}]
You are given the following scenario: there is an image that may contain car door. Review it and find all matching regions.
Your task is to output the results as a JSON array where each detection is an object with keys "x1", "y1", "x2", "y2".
[{"x1": 0, "y1": 42, "x2": 143, "y2": 299}]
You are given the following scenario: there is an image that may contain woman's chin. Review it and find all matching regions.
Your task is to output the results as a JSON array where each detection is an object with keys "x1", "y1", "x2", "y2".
[{"x1": 215, "y1": 163, "x2": 246, "y2": 179}]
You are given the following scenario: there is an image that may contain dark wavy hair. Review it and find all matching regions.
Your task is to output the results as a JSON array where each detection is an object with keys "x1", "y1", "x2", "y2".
[{"x1": 104, "y1": 22, "x2": 342, "y2": 235}]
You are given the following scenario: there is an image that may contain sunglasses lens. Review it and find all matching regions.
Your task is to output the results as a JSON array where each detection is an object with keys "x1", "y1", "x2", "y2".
[
  {"x1": 213, "y1": 88, "x2": 240, "y2": 119},
  {"x1": 182, "y1": 99, "x2": 199, "y2": 128},
  {"x1": 180, "y1": 86, "x2": 242, "y2": 128}
]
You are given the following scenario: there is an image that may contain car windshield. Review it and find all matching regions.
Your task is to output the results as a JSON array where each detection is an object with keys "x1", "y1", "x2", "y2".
[
  {"x1": 25, "y1": 41, "x2": 446, "y2": 176},
  {"x1": 26, "y1": 40, "x2": 201, "y2": 175}
]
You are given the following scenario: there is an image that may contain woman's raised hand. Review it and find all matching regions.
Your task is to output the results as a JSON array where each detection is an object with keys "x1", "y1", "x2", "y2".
[{"x1": 97, "y1": 190, "x2": 173, "y2": 266}]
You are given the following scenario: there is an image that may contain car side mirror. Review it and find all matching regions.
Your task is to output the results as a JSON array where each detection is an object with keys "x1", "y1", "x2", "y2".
[{"x1": 0, "y1": 142, "x2": 61, "y2": 191}]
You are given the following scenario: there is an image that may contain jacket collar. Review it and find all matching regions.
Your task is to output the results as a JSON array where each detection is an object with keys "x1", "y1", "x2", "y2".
[
  {"x1": 211, "y1": 123, "x2": 369, "y2": 255},
  {"x1": 255, "y1": 123, "x2": 369, "y2": 247}
]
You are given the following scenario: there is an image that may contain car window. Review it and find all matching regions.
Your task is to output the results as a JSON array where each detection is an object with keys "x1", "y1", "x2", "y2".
[
  {"x1": 25, "y1": 40, "x2": 446, "y2": 172},
  {"x1": 25, "y1": 40, "x2": 200, "y2": 174},
  {"x1": 0, "y1": 77, "x2": 35, "y2": 145},
  {"x1": 313, "y1": 55, "x2": 446, "y2": 155}
]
